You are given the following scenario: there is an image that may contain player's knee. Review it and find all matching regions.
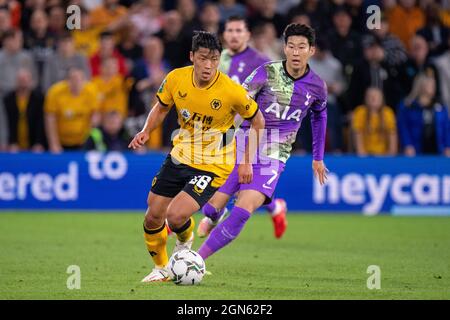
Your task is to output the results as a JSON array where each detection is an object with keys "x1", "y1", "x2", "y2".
[
  {"x1": 235, "y1": 193, "x2": 265, "y2": 213},
  {"x1": 144, "y1": 204, "x2": 166, "y2": 229},
  {"x1": 143, "y1": 211, "x2": 164, "y2": 229},
  {"x1": 209, "y1": 191, "x2": 230, "y2": 209},
  {"x1": 166, "y1": 208, "x2": 189, "y2": 229}
]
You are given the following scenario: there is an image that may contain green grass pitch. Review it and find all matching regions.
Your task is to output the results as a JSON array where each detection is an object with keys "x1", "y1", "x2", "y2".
[{"x1": 0, "y1": 212, "x2": 449, "y2": 300}]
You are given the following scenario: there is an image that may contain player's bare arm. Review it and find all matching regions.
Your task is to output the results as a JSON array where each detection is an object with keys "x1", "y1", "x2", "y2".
[
  {"x1": 238, "y1": 109, "x2": 265, "y2": 184},
  {"x1": 128, "y1": 101, "x2": 171, "y2": 150}
]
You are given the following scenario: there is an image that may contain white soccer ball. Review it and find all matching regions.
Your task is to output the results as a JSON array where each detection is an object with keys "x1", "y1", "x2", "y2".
[{"x1": 167, "y1": 249, "x2": 206, "y2": 285}]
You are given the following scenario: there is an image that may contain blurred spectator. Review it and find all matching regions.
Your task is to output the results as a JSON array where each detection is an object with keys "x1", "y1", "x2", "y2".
[
  {"x1": 318, "y1": 0, "x2": 346, "y2": 32},
  {"x1": 0, "y1": 0, "x2": 20, "y2": 28},
  {"x1": 129, "y1": 36, "x2": 169, "y2": 146},
  {"x1": 309, "y1": 38, "x2": 346, "y2": 152},
  {"x1": 117, "y1": 21, "x2": 143, "y2": 69},
  {"x1": 20, "y1": 0, "x2": 47, "y2": 33},
  {"x1": 217, "y1": 0, "x2": 247, "y2": 23},
  {"x1": 433, "y1": 34, "x2": 450, "y2": 112},
  {"x1": 92, "y1": 57, "x2": 129, "y2": 118},
  {"x1": 0, "y1": 29, "x2": 37, "y2": 97},
  {"x1": 24, "y1": 10, "x2": 57, "y2": 89},
  {"x1": 0, "y1": 99, "x2": 7, "y2": 150},
  {"x1": 4, "y1": 69, "x2": 45, "y2": 152},
  {"x1": 441, "y1": 0, "x2": 450, "y2": 28},
  {"x1": 90, "y1": 31, "x2": 127, "y2": 77},
  {"x1": 369, "y1": 14, "x2": 408, "y2": 67},
  {"x1": 327, "y1": 7, "x2": 362, "y2": 85},
  {"x1": 199, "y1": 2, "x2": 221, "y2": 34},
  {"x1": 129, "y1": 36, "x2": 169, "y2": 117},
  {"x1": 397, "y1": 73, "x2": 450, "y2": 156},
  {"x1": 129, "y1": 0, "x2": 164, "y2": 42},
  {"x1": 249, "y1": 0, "x2": 286, "y2": 37},
  {"x1": 176, "y1": 0, "x2": 200, "y2": 37},
  {"x1": 90, "y1": 0, "x2": 128, "y2": 30},
  {"x1": 387, "y1": 0, "x2": 425, "y2": 51},
  {"x1": 0, "y1": 6, "x2": 12, "y2": 48},
  {"x1": 42, "y1": 32, "x2": 91, "y2": 92},
  {"x1": 352, "y1": 87, "x2": 398, "y2": 156},
  {"x1": 289, "y1": 12, "x2": 311, "y2": 26},
  {"x1": 382, "y1": 0, "x2": 398, "y2": 13},
  {"x1": 276, "y1": 0, "x2": 301, "y2": 15},
  {"x1": 288, "y1": 0, "x2": 327, "y2": 34},
  {"x1": 345, "y1": 0, "x2": 366, "y2": 33},
  {"x1": 82, "y1": 0, "x2": 103, "y2": 11},
  {"x1": 245, "y1": 0, "x2": 260, "y2": 17},
  {"x1": 346, "y1": 36, "x2": 384, "y2": 110},
  {"x1": 44, "y1": 67, "x2": 100, "y2": 152},
  {"x1": 417, "y1": 2, "x2": 450, "y2": 57},
  {"x1": 72, "y1": 7, "x2": 103, "y2": 57},
  {"x1": 84, "y1": 110, "x2": 130, "y2": 151},
  {"x1": 155, "y1": 10, "x2": 191, "y2": 68},
  {"x1": 250, "y1": 22, "x2": 283, "y2": 60},
  {"x1": 401, "y1": 34, "x2": 439, "y2": 97},
  {"x1": 48, "y1": 5, "x2": 67, "y2": 38}
]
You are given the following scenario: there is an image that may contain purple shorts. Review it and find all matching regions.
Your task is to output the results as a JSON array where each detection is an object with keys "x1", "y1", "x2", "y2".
[{"x1": 218, "y1": 159, "x2": 285, "y2": 204}]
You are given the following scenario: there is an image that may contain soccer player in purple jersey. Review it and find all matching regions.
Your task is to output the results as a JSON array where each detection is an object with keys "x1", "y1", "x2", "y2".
[
  {"x1": 197, "y1": 23, "x2": 329, "y2": 260},
  {"x1": 198, "y1": 16, "x2": 289, "y2": 240}
]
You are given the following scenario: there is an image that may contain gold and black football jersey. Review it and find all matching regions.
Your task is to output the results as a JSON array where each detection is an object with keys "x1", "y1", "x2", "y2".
[{"x1": 156, "y1": 66, "x2": 259, "y2": 187}]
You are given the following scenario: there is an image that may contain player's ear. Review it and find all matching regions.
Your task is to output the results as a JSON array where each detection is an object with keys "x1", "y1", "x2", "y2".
[
  {"x1": 309, "y1": 45, "x2": 316, "y2": 57},
  {"x1": 190, "y1": 51, "x2": 194, "y2": 63}
]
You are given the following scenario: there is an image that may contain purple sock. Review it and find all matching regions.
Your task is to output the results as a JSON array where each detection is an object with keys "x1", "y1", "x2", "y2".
[
  {"x1": 198, "y1": 206, "x2": 251, "y2": 260},
  {"x1": 202, "y1": 202, "x2": 225, "y2": 222},
  {"x1": 264, "y1": 199, "x2": 276, "y2": 213}
]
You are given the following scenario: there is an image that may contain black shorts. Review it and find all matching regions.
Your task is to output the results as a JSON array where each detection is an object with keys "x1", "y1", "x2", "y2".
[{"x1": 150, "y1": 154, "x2": 219, "y2": 208}]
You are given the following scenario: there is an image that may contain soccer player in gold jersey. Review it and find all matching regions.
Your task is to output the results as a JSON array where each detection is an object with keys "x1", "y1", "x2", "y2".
[{"x1": 128, "y1": 31, "x2": 265, "y2": 282}]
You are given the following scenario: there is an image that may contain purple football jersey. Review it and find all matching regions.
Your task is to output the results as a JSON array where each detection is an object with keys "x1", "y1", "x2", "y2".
[
  {"x1": 219, "y1": 46, "x2": 269, "y2": 84},
  {"x1": 239, "y1": 60, "x2": 328, "y2": 163}
]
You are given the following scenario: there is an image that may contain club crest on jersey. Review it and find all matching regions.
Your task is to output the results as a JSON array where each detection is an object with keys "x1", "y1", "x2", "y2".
[
  {"x1": 210, "y1": 99, "x2": 222, "y2": 110},
  {"x1": 178, "y1": 91, "x2": 187, "y2": 99},
  {"x1": 304, "y1": 92, "x2": 312, "y2": 106},
  {"x1": 180, "y1": 109, "x2": 191, "y2": 121},
  {"x1": 238, "y1": 61, "x2": 246, "y2": 73}
]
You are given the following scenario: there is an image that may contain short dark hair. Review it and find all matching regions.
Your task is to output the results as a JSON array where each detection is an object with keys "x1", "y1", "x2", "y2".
[
  {"x1": 100, "y1": 31, "x2": 114, "y2": 39},
  {"x1": 191, "y1": 31, "x2": 222, "y2": 53},
  {"x1": 225, "y1": 15, "x2": 249, "y2": 30},
  {"x1": 283, "y1": 23, "x2": 316, "y2": 47}
]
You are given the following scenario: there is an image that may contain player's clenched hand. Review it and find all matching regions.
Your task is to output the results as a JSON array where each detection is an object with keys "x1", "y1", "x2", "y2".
[
  {"x1": 312, "y1": 160, "x2": 328, "y2": 186},
  {"x1": 238, "y1": 163, "x2": 253, "y2": 184},
  {"x1": 128, "y1": 130, "x2": 149, "y2": 150}
]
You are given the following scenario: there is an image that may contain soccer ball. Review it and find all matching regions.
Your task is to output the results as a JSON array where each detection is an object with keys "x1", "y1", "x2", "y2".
[{"x1": 167, "y1": 249, "x2": 206, "y2": 285}]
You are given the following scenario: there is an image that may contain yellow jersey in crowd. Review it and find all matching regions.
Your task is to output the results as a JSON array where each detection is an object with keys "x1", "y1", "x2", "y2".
[{"x1": 45, "y1": 81, "x2": 99, "y2": 147}]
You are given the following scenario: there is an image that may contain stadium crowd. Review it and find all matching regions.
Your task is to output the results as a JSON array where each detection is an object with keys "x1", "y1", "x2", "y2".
[{"x1": 0, "y1": 0, "x2": 449, "y2": 156}]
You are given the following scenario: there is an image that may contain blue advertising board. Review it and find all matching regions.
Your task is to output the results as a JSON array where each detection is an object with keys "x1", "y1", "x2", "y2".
[{"x1": 0, "y1": 152, "x2": 449, "y2": 215}]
